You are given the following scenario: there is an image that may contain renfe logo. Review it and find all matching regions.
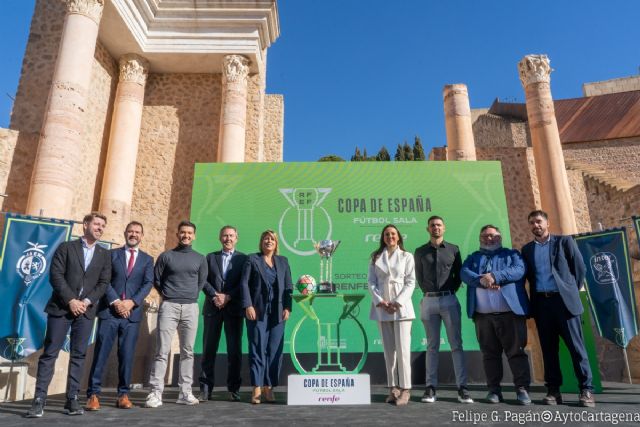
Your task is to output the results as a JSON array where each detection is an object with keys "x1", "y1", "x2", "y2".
[{"x1": 317, "y1": 395, "x2": 340, "y2": 403}]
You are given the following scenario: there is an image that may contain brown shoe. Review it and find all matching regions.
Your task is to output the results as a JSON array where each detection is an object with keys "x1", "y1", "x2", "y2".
[
  {"x1": 579, "y1": 389, "x2": 596, "y2": 408},
  {"x1": 385, "y1": 386, "x2": 400, "y2": 403},
  {"x1": 261, "y1": 386, "x2": 276, "y2": 403},
  {"x1": 85, "y1": 394, "x2": 100, "y2": 411},
  {"x1": 116, "y1": 394, "x2": 134, "y2": 409},
  {"x1": 251, "y1": 386, "x2": 261, "y2": 404},
  {"x1": 395, "y1": 389, "x2": 410, "y2": 406}
]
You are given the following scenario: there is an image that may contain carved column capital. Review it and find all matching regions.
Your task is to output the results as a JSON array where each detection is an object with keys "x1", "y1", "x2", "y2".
[
  {"x1": 65, "y1": 0, "x2": 104, "y2": 24},
  {"x1": 222, "y1": 55, "x2": 250, "y2": 86},
  {"x1": 518, "y1": 54, "x2": 552, "y2": 87},
  {"x1": 119, "y1": 54, "x2": 149, "y2": 85}
]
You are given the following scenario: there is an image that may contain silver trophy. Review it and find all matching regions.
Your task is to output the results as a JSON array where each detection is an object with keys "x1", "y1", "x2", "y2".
[{"x1": 314, "y1": 240, "x2": 340, "y2": 293}]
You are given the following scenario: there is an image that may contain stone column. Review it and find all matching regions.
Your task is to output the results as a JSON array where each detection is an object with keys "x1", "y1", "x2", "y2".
[
  {"x1": 518, "y1": 54, "x2": 577, "y2": 234},
  {"x1": 217, "y1": 55, "x2": 250, "y2": 162},
  {"x1": 26, "y1": 0, "x2": 104, "y2": 218},
  {"x1": 99, "y1": 54, "x2": 149, "y2": 236},
  {"x1": 443, "y1": 84, "x2": 477, "y2": 161}
]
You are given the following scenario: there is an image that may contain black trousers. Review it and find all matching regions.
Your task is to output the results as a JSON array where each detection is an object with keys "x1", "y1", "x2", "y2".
[
  {"x1": 474, "y1": 312, "x2": 531, "y2": 392},
  {"x1": 199, "y1": 309, "x2": 244, "y2": 392},
  {"x1": 34, "y1": 314, "x2": 94, "y2": 399},
  {"x1": 533, "y1": 294, "x2": 593, "y2": 391}
]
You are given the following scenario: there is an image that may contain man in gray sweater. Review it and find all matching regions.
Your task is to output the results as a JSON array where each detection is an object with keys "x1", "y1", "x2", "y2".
[{"x1": 145, "y1": 220, "x2": 207, "y2": 408}]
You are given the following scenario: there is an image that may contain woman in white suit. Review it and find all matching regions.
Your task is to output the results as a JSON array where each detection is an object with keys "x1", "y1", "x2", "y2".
[{"x1": 368, "y1": 224, "x2": 416, "y2": 406}]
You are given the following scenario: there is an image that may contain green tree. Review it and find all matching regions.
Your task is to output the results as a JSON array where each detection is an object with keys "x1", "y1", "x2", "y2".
[
  {"x1": 376, "y1": 146, "x2": 391, "y2": 161},
  {"x1": 394, "y1": 144, "x2": 405, "y2": 161},
  {"x1": 318, "y1": 154, "x2": 346, "y2": 162},
  {"x1": 351, "y1": 147, "x2": 363, "y2": 161},
  {"x1": 403, "y1": 141, "x2": 414, "y2": 161},
  {"x1": 413, "y1": 136, "x2": 426, "y2": 160}
]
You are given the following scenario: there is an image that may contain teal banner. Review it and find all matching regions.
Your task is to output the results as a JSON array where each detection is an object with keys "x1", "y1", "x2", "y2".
[
  {"x1": 575, "y1": 229, "x2": 638, "y2": 348},
  {"x1": 0, "y1": 213, "x2": 73, "y2": 359}
]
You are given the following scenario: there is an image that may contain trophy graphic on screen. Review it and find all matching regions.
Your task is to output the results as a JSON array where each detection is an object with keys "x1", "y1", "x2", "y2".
[
  {"x1": 314, "y1": 239, "x2": 340, "y2": 293},
  {"x1": 279, "y1": 188, "x2": 331, "y2": 249}
]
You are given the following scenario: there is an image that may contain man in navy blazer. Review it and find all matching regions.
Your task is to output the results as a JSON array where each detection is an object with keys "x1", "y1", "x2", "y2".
[
  {"x1": 85, "y1": 221, "x2": 153, "y2": 410},
  {"x1": 198, "y1": 225, "x2": 247, "y2": 402},
  {"x1": 522, "y1": 210, "x2": 594, "y2": 408},
  {"x1": 26, "y1": 213, "x2": 111, "y2": 418},
  {"x1": 461, "y1": 224, "x2": 531, "y2": 405}
]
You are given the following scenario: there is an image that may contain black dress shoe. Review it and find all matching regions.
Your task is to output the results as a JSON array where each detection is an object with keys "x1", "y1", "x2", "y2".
[
  {"x1": 64, "y1": 396, "x2": 84, "y2": 416},
  {"x1": 25, "y1": 397, "x2": 45, "y2": 418},
  {"x1": 229, "y1": 391, "x2": 241, "y2": 402}
]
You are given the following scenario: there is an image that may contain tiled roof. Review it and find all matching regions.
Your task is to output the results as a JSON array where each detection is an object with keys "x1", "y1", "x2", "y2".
[{"x1": 488, "y1": 90, "x2": 640, "y2": 143}]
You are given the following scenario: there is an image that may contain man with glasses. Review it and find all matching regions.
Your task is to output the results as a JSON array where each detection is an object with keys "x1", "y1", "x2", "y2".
[{"x1": 461, "y1": 225, "x2": 531, "y2": 405}]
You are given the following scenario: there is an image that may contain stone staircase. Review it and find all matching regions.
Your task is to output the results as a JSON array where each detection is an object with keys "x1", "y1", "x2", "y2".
[{"x1": 564, "y1": 159, "x2": 638, "y2": 192}]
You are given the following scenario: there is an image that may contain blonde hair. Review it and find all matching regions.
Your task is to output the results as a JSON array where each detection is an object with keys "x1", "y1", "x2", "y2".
[{"x1": 259, "y1": 229, "x2": 279, "y2": 255}]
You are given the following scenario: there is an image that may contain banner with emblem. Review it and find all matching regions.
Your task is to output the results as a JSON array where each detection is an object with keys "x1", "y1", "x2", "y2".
[
  {"x1": 633, "y1": 216, "x2": 640, "y2": 254},
  {"x1": 574, "y1": 228, "x2": 639, "y2": 348},
  {"x1": 0, "y1": 213, "x2": 73, "y2": 360}
]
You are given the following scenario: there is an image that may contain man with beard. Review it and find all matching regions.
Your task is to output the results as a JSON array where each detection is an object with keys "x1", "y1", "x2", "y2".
[
  {"x1": 85, "y1": 221, "x2": 154, "y2": 410},
  {"x1": 522, "y1": 210, "x2": 594, "y2": 407},
  {"x1": 26, "y1": 213, "x2": 112, "y2": 418},
  {"x1": 145, "y1": 220, "x2": 207, "y2": 408},
  {"x1": 414, "y1": 215, "x2": 472, "y2": 404},
  {"x1": 199, "y1": 225, "x2": 247, "y2": 402},
  {"x1": 461, "y1": 225, "x2": 531, "y2": 405}
]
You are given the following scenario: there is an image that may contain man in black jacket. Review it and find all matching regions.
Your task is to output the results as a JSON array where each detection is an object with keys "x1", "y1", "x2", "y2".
[
  {"x1": 199, "y1": 225, "x2": 247, "y2": 402},
  {"x1": 26, "y1": 212, "x2": 112, "y2": 418}
]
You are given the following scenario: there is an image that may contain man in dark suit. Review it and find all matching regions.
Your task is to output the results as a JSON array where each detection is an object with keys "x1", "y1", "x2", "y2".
[
  {"x1": 199, "y1": 225, "x2": 247, "y2": 402},
  {"x1": 26, "y1": 212, "x2": 112, "y2": 418},
  {"x1": 522, "y1": 210, "x2": 595, "y2": 408},
  {"x1": 85, "y1": 221, "x2": 154, "y2": 411}
]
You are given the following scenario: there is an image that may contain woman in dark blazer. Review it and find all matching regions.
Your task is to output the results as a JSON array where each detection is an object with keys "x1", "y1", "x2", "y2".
[{"x1": 241, "y1": 230, "x2": 293, "y2": 404}]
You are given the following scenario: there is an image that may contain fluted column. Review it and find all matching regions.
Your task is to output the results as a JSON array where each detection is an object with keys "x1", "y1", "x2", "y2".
[
  {"x1": 218, "y1": 55, "x2": 250, "y2": 162},
  {"x1": 98, "y1": 54, "x2": 149, "y2": 234},
  {"x1": 518, "y1": 54, "x2": 577, "y2": 234},
  {"x1": 26, "y1": 0, "x2": 104, "y2": 218},
  {"x1": 443, "y1": 84, "x2": 477, "y2": 160}
]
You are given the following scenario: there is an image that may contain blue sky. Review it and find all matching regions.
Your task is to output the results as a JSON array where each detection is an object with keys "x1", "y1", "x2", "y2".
[{"x1": 1, "y1": 1, "x2": 639, "y2": 161}]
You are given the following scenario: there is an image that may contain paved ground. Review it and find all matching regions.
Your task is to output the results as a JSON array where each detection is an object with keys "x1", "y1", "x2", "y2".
[{"x1": 1, "y1": 383, "x2": 639, "y2": 426}]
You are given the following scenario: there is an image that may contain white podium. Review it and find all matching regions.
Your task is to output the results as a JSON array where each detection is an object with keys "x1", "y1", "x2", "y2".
[{"x1": 287, "y1": 374, "x2": 371, "y2": 405}]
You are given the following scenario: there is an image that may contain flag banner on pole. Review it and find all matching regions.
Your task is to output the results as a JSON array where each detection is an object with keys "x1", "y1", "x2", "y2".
[
  {"x1": 0, "y1": 213, "x2": 73, "y2": 360},
  {"x1": 633, "y1": 216, "x2": 640, "y2": 254},
  {"x1": 574, "y1": 229, "x2": 639, "y2": 348}
]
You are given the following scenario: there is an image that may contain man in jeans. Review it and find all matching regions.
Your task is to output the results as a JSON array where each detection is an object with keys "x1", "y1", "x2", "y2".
[
  {"x1": 414, "y1": 215, "x2": 472, "y2": 404},
  {"x1": 145, "y1": 220, "x2": 207, "y2": 408}
]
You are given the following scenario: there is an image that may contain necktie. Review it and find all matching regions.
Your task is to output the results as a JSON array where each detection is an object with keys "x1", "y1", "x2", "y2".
[{"x1": 124, "y1": 249, "x2": 135, "y2": 299}]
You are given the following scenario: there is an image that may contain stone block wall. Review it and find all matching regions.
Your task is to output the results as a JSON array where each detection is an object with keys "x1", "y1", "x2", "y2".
[
  {"x1": 473, "y1": 113, "x2": 530, "y2": 149},
  {"x1": 563, "y1": 137, "x2": 640, "y2": 185},
  {"x1": 71, "y1": 42, "x2": 117, "y2": 221},
  {"x1": 583, "y1": 75, "x2": 640, "y2": 97},
  {"x1": 475, "y1": 147, "x2": 539, "y2": 250},
  {"x1": 264, "y1": 94, "x2": 284, "y2": 162},
  {"x1": 0, "y1": 129, "x2": 19, "y2": 207},
  {"x1": 4, "y1": 0, "x2": 66, "y2": 215},
  {"x1": 131, "y1": 73, "x2": 222, "y2": 258}
]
